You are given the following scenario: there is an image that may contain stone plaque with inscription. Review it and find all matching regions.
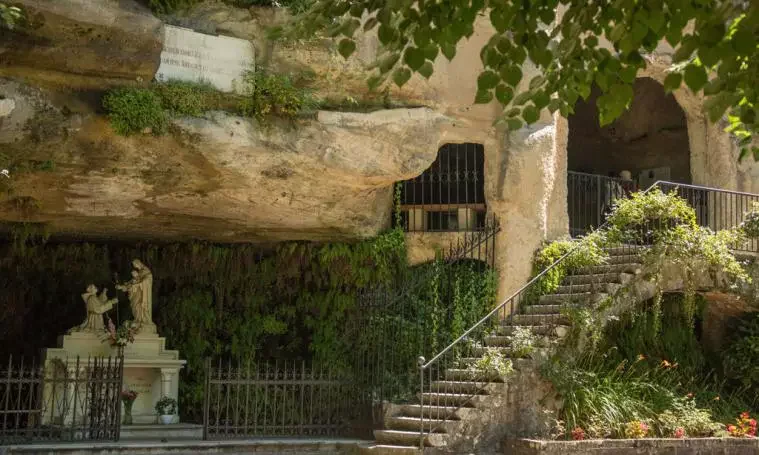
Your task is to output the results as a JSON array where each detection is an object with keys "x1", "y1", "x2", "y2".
[{"x1": 155, "y1": 25, "x2": 255, "y2": 94}]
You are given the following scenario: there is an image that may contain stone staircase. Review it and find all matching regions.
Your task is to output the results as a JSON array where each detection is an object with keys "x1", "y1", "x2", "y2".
[{"x1": 358, "y1": 246, "x2": 646, "y2": 454}]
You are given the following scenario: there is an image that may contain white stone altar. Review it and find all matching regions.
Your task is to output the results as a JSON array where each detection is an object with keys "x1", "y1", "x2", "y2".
[
  {"x1": 42, "y1": 260, "x2": 186, "y2": 425},
  {"x1": 155, "y1": 24, "x2": 255, "y2": 93}
]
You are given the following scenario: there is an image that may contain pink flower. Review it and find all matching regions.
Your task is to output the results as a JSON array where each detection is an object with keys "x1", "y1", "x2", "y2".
[
  {"x1": 674, "y1": 427, "x2": 685, "y2": 438},
  {"x1": 571, "y1": 427, "x2": 586, "y2": 441}
]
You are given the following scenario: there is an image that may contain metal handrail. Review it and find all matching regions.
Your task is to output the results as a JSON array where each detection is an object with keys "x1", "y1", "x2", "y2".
[{"x1": 416, "y1": 179, "x2": 759, "y2": 447}]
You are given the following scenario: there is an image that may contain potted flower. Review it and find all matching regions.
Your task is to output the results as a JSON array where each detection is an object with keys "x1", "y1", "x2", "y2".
[
  {"x1": 120, "y1": 390, "x2": 138, "y2": 425},
  {"x1": 155, "y1": 396, "x2": 177, "y2": 425}
]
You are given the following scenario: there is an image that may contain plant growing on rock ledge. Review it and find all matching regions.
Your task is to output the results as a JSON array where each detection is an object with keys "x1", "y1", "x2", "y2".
[
  {"x1": 103, "y1": 88, "x2": 167, "y2": 136},
  {"x1": 239, "y1": 69, "x2": 317, "y2": 124}
]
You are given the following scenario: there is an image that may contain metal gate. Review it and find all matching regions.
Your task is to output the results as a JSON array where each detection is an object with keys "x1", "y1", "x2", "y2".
[{"x1": 0, "y1": 355, "x2": 123, "y2": 444}]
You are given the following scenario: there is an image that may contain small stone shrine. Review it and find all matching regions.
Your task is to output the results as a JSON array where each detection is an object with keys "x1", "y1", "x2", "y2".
[{"x1": 42, "y1": 259, "x2": 186, "y2": 425}]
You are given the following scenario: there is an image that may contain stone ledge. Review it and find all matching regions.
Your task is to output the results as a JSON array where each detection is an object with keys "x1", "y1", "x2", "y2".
[
  {"x1": 1, "y1": 438, "x2": 368, "y2": 454},
  {"x1": 506, "y1": 437, "x2": 759, "y2": 455}
]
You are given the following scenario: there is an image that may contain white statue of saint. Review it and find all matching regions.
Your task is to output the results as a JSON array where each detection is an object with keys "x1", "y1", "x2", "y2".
[
  {"x1": 71, "y1": 284, "x2": 117, "y2": 333},
  {"x1": 117, "y1": 259, "x2": 155, "y2": 333}
]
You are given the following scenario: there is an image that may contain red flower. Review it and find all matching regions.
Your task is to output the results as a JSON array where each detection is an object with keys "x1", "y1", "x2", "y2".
[
  {"x1": 741, "y1": 412, "x2": 750, "y2": 420},
  {"x1": 728, "y1": 425, "x2": 737, "y2": 433},
  {"x1": 571, "y1": 427, "x2": 586, "y2": 441},
  {"x1": 674, "y1": 427, "x2": 685, "y2": 439}
]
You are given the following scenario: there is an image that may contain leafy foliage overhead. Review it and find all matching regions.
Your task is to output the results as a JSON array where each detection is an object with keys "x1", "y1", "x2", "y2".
[{"x1": 284, "y1": 0, "x2": 759, "y2": 158}]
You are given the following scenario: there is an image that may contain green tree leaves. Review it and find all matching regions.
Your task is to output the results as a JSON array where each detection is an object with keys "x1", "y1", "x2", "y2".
[{"x1": 286, "y1": 0, "x2": 759, "y2": 157}]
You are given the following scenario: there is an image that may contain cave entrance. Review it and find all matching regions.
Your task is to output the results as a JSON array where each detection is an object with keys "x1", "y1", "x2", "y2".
[{"x1": 567, "y1": 77, "x2": 692, "y2": 235}]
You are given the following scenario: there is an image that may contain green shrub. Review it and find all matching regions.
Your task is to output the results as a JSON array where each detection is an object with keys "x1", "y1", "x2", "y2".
[
  {"x1": 239, "y1": 69, "x2": 317, "y2": 123},
  {"x1": 470, "y1": 348, "x2": 513, "y2": 381},
  {"x1": 606, "y1": 188, "x2": 697, "y2": 244},
  {"x1": 526, "y1": 232, "x2": 607, "y2": 303},
  {"x1": 153, "y1": 80, "x2": 220, "y2": 117},
  {"x1": 723, "y1": 312, "x2": 759, "y2": 390},
  {"x1": 740, "y1": 202, "x2": 759, "y2": 238},
  {"x1": 546, "y1": 295, "x2": 758, "y2": 439},
  {"x1": 102, "y1": 88, "x2": 167, "y2": 135},
  {"x1": 508, "y1": 326, "x2": 537, "y2": 358},
  {"x1": 658, "y1": 398, "x2": 723, "y2": 437}
]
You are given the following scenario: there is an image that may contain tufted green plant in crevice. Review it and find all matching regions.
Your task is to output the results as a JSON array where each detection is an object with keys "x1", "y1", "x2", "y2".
[{"x1": 103, "y1": 88, "x2": 168, "y2": 135}]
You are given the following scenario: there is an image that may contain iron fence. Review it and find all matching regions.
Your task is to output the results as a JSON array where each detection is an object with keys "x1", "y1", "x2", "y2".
[
  {"x1": 413, "y1": 180, "x2": 759, "y2": 448},
  {"x1": 656, "y1": 181, "x2": 759, "y2": 253},
  {"x1": 398, "y1": 143, "x2": 487, "y2": 232},
  {"x1": 0, "y1": 355, "x2": 123, "y2": 445},
  {"x1": 203, "y1": 359, "x2": 368, "y2": 440},
  {"x1": 568, "y1": 171, "x2": 638, "y2": 236}
]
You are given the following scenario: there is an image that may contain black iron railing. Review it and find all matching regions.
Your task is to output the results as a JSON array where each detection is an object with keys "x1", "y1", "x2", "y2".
[
  {"x1": 398, "y1": 143, "x2": 487, "y2": 232},
  {"x1": 415, "y1": 180, "x2": 759, "y2": 448},
  {"x1": 656, "y1": 182, "x2": 759, "y2": 253},
  {"x1": 568, "y1": 171, "x2": 638, "y2": 236},
  {"x1": 203, "y1": 359, "x2": 367, "y2": 440},
  {"x1": 0, "y1": 355, "x2": 123, "y2": 444}
]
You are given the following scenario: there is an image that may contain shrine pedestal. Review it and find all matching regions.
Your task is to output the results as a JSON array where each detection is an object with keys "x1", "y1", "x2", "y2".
[{"x1": 43, "y1": 330, "x2": 186, "y2": 425}]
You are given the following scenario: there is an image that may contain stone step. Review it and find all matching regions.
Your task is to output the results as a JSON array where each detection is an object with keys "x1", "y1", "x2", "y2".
[
  {"x1": 470, "y1": 344, "x2": 536, "y2": 358},
  {"x1": 387, "y1": 415, "x2": 452, "y2": 432},
  {"x1": 419, "y1": 392, "x2": 479, "y2": 407},
  {"x1": 538, "y1": 292, "x2": 608, "y2": 305},
  {"x1": 444, "y1": 359, "x2": 533, "y2": 380},
  {"x1": 562, "y1": 272, "x2": 623, "y2": 285},
  {"x1": 555, "y1": 282, "x2": 615, "y2": 294},
  {"x1": 358, "y1": 443, "x2": 422, "y2": 455},
  {"x1": 509, "y1": 313, "x2": 568, "y2": 325},
  {"x1": 119, "y1": 423, "x2": 203, "y2": 441},
  {"x1": 574, "y1": 263, "x2": 641, "y2": 275},
  {"x1": 495, "y1": 325, "x2": 569, "y2": 336},
  {"x1": 374, "y1": 429, "x2": 444, "y2": 447},
  {"x1": 605, "y1": 245, "x2": 647, "y2": 256},
  {"x1": 524, "y1": 303, "x2": 580, "y2": 315},
  {"x1": 429, "y1": 380, "x2": 489, "y2": 395},
  {"x1": 394, "y1": 404, "x2": 471, "y2": 420},
  {"x1": 606, "y1": 254, "x2": 643, "y2": 265}
]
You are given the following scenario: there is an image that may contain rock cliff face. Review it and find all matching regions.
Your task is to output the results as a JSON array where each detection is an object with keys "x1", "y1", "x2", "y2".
[
  {"x1": 0, "y1": 0, "x2": 459, "y2": 242},
  {"x1": 0, "y1": 77, "x2": 448, "y2": 241}
]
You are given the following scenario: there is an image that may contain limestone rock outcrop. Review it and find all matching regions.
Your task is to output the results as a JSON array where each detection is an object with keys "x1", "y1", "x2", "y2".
[{"x1": 0, "y1": 78, "x2": 449, "y2": 242}]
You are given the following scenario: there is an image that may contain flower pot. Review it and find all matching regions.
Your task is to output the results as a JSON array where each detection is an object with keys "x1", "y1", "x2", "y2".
[
  {"x1": 122, "y1": 401, "x2": 134, "y2": 425},
  {"x1": 159, "y1": 414, "x2": 174, "y2": 425}
]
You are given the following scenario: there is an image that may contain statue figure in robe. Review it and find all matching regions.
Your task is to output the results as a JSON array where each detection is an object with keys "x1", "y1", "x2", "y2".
[
  {"x1": 116, "y1": 259, "x2": 155, "y2": 333},
  {"x1": 71, "y1": 284, "x2": 117, "y2": 333}
]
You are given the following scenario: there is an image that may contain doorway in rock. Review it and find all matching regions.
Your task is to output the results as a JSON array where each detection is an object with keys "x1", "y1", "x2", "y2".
[{"x1": 567, "y1": 77, "x2": 695, "y2": 236}]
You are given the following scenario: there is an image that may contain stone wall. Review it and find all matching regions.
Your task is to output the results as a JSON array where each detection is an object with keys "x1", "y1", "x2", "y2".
[{"x1": 506, "y1": 438, "x2": 759, "y2": 455}]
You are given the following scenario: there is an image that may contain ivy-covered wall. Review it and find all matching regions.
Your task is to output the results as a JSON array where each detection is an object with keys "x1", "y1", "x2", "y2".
[{"x1": 0, "y1": 227, "x2": 497, "y2": 421}]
